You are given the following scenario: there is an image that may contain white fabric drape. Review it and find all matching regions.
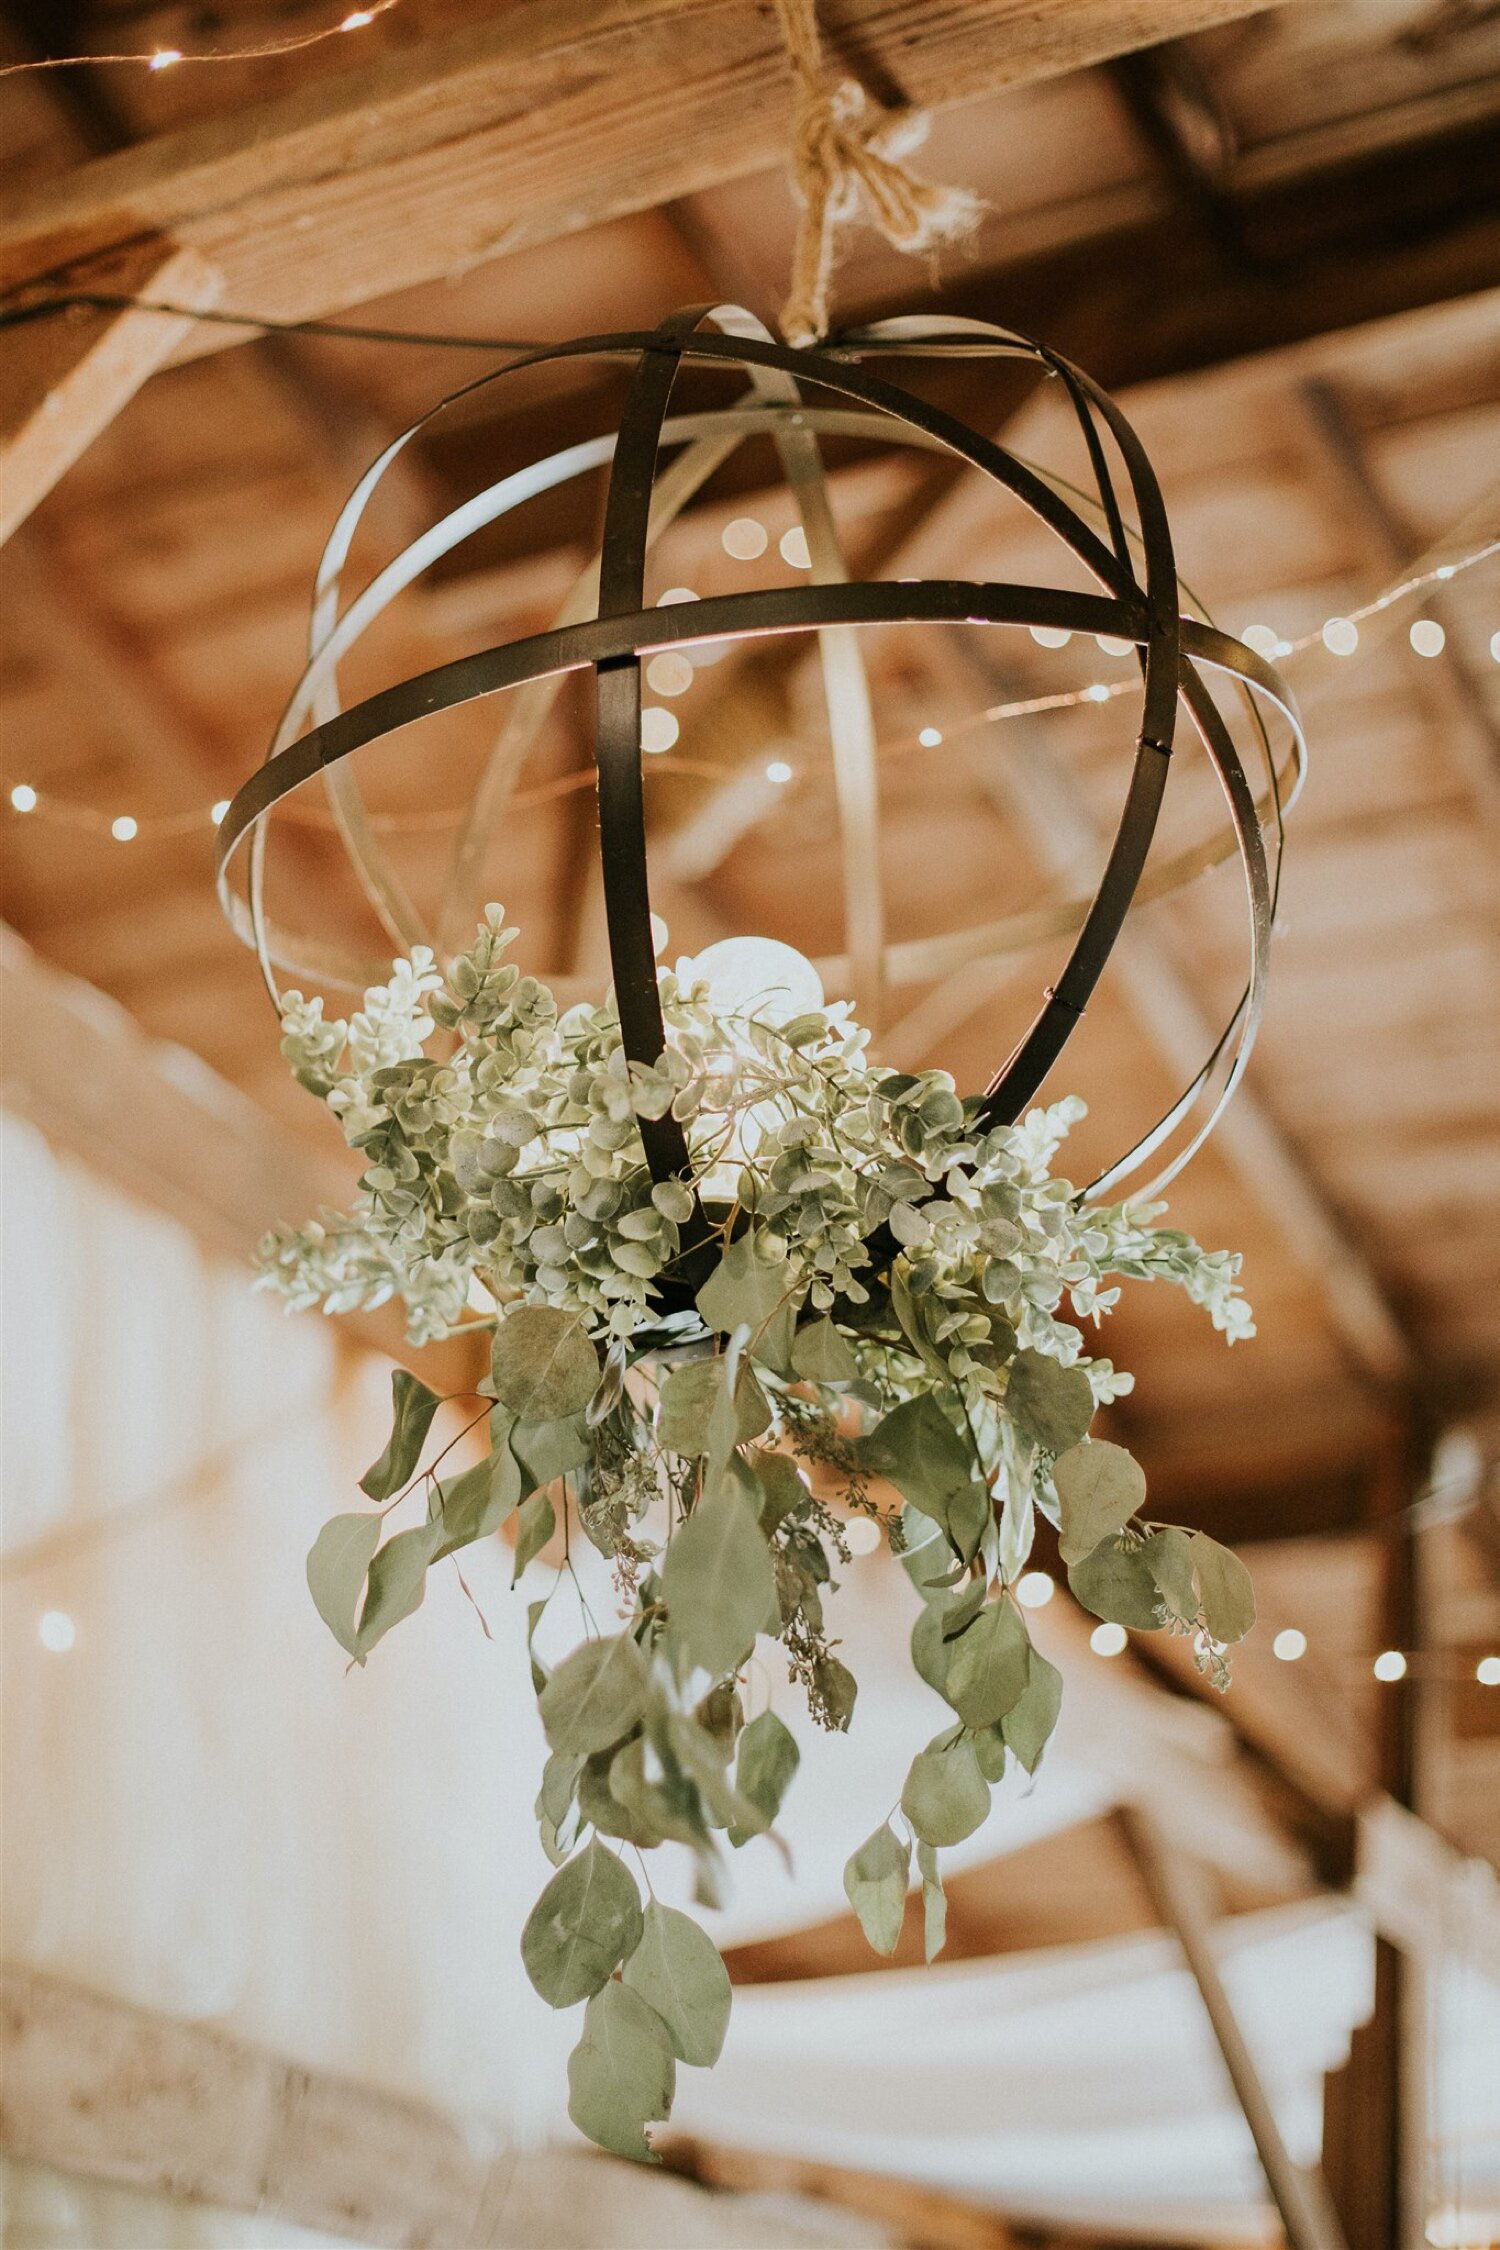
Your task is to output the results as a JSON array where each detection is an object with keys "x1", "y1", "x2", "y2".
[{"x1": 4, "y1": 1109, "x2": 1496, "y2": 2243}]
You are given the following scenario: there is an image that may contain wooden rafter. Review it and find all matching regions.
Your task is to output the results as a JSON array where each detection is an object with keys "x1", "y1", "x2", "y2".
[
  {"x1": 0, "y1": 1, "x2": 1277, "y2": 340},
  {"x1": 0, "y1": 925, "x2": 480, "y2": 1390},
  {"x1": 0, "y1": 237, "x2": 219, "y2": 545}
]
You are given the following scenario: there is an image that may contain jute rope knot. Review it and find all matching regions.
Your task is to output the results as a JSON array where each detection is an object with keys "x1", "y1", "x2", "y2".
[{"x1": 773, "y1": 0, "x2": 982, "y2": 348}]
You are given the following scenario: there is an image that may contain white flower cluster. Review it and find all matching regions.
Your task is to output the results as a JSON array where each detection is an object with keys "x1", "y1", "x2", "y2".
[{"x1": 259, "y1": 911, "x2": 1253, "y2": 1374}]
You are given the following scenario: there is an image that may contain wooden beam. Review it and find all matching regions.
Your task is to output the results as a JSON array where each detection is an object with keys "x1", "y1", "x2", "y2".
[
  {"x1": 0, "y1": 923, "x2": 478, "y2": 1388},
  {"x1": 0, "y1": 1963, "x2": 882, "y2": 2250},
  {"x1": 665, "y1": 2138, "x2": 1018, "y2": 2250},
  {"x1": 0, "y1": 1, "x2": 1275, "y2": 342},
  {"x1": 0, "y1": 238, "x2": 219, "y2": 544},
  {"x1": 1117, "y1": 1805, "x2": 1350, "y2": 2250}
]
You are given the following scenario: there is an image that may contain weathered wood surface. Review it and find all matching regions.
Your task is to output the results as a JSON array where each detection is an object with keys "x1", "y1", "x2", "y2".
[
  {"x1": 0, "y1": 1964, "x2": 888, "y2": 2247},
  {"x1": 0, "y1": 0, "x2": 1276, "y2": 334}
]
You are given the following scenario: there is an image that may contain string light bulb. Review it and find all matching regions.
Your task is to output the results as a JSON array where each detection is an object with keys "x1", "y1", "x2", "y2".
[
  {"x1": 1373, "y1": 1649, "x2": 1407, "y2": 1682},
  {"x1": 844, "y1": 1516, "x2": 881, "y2": 1555},
  {"x1": 37, "y1": 1610, "x2": 76, "y2": 1652},
  {"x1": 639, "y1": 707, "x2": 678, "y2": 754},
  {"x1": 1477, "y1": 1656, "x2": 1500, "y2": 1686},
  {"x1": 1090, "y1": 1621, "x2": 1127, "y2": 1657},
  {"x1": 211, "y1": 800, "x2": 230, "y2": 825},
  {"x1": 1322, "y1": 616, "x2": 1359, "y2": 656},
  {"x1": 10, "y1": 783, "x2": 37, "y2": 812},
  {"x1": 110, "y1": 814, "x2": 138, "y2": 842},
  {"x1": 918, "y1": 726, "x2": 943, "y2": 748},
  {"x1": 722, "y1": 517, "x2": 768, "y2": 561},
  {"x1": 778, "y1": 525, "x2": 811, "y2": 569},
  {"x1": 765, "y1": 759, "x2": 794, "y2": 785},
  {"x1": 1409, "y1": 618, "x2": 1445, "y2": 658},
  {"x1": 1272, "y1": 1628, "x2": 1307, "y2": 1662},
  {"x1": 148, "y1": 47, "x2": 182, "y2": 68},
  {"x1": 1015, "y1": 1570, "x2": 1055, "y2": 1610}
]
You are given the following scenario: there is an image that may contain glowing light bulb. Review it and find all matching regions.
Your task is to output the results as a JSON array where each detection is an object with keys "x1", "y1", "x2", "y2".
[
  {"x1": 845, "y1": 1516, "x2": 881, "y2": 1555},
  {"x1": 681, "y1": 936, "x2": 823, "y2": 1028},
  {"x1": 1083, "y1": 683, "x2": 1110, "y2": 703},
  {"x1": 779, "y1": 525, "x2": 811, "y2": 569},
  {"x1": 722, "y1": 517, "x2": 768, "y2": 561},
  {"x1": 111, "y1": 814, "x2": 138, "y2": 842},
  {"x1": 1490, "y1": 630, "x2": 1500, "y2": 663},
  {"x1": 340, "y1": 8, "x2": 375, "y2": 25},
  {"x1": 1030, "y1": 625, "x2": 1071, "y2": 649},
  {"x1": 1475, "y1": 1656, "x2": 1499, "y2": 1686},
  {"x1": 1408, "y1": 618, "x2": 1445, "y2": 658},
  {"x1": 1090, "y1": 1622, "x2": 1127, "y2": 1657},
  {"x1": 1096, "y1": 634, "x2": 1134, "y2": 657},
  {"x1": 765, "y1": 759, "x2": 794, "y2": 785},
  {"x1": 640, "y1": 707, "x2": 678, "y2": 754},
  {"x1": 211, "y1": 799, "x2": 230, "y2": 824},
  {"x1": 917, "y1": 726, "x2": 943, "y2": 748},
  {"x1": 657, "y1": 586, "x2": 698, "y2": 606},
  {"x1": 10, "y1": 783, "x2": 37, "y2": 812},
  {"x1": 149, "y1": 47, "x2": 183, "y2": 68},
  {"x1": 1434, "y1": 563, "x2": 1456, "y2": 580},
  {"x1": 1373, "y1": 1649, "x2": 1407, "y2": 1682},
  {"x1": 37, "y1": 1610, "x2": 76, "y2": 1653},
  {"x1": 1241, "y1": 624, "x2": 1280, "y2": 659},
  {"x1": 1015, "y1": 1570, "x2": 1054, "y2": 1610},
  {"x1": 646, "y1": 652, "x2": 694, "y2": 697},
  {"x1": 1322, "y1": 616, "x2": 1359, "y2": 656},
  {"x1": 1272, "y1": 1628, "x2": 1307, "y2": 1662},
  {"x1": 650, "y1": 913, "x2": 670, "y2": 957}
]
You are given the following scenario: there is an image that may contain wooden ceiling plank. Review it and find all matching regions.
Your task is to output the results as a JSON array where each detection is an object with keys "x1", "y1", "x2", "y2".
[
  {"x1": 0, "y1": 239, "x2": 220, "y2": 545},
  {"x1": 0, "y1": 1, "x2": 1276, "y2": 337}
]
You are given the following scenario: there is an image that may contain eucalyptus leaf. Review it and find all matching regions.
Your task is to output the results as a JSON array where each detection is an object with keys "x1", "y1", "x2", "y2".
[
  {"x1": 566, "y1": 1980, "x2": 675, "y2": 2162},
  {"x1": 355, "y1": 1518, "x2": 443, "y2": 1655},
  {"x1": 853, "y1": 1394, "x2": 974, "y2": 1527},
  {"x1": 359, "y1": 1370, "x2": 442, "y2": 1500},
  {"x1": 658, "y1": 1357, "x2": 770, "y2": 1457},
  {"x1": 610, "y1": 1735, "x2": 707, "y2": 1850},
  {"x1": 1005, "y1": 1350, "x2": 1095, "y2": 1455},
  {"x1": 944, "y1": 1598, "x2": 1031, "y2": 1728},
  {"x1": 661, "y1": 1486, "x2": 776, "y2": 1677},
  {"x1": 510, "y1": 1413, "x2": 590, "y2": 1490},
  {"x1": 511, "y1": 1490, "x2": 556, "y2": 1585},
  {"x1": 843, "y1": 1822, "x2": 909, "y2": 1956},
  {"x1": 1001, "y1": 1647, "x2": 1064, "y2": 1773},
  {"x1": 728, "y1": 1710, "x2": 800, "y2": 1847},
  {"x1": 696, "y1": 1228, "x2": 795, "y2": 1342},
  {"x1": 1068, "y1": 1536, "x2": 1163, "y2": 1629},
  {"x1": 666, "y1": 1712, "x2": 767, "y2": 1837},
  {"x1": 1142, "y1": 1526, "x2": 1198, "y2": 1622},
  {"x1": 972, "y1": 1723, "x2": 1009, "y2": 1783},
  {"x1": 579, "y1": 1749, "x2": 663, "y2": 1848},
  {"x1": 916, "y1": 1839, "x2": 947, "y2": 1962},
  {"x1": 435, "y1": 1445, "x2": 522, "y2": 1559},
  {"x1": 1188, "y1": 1531, "x2": 1256, "y2": 1644},
  {"x1": 622, "y1": 1901, "x2": 732, "y2": 2067},
  {"x1": 790, "y1": 1318, "x2": 859, "y2": 1384},
  {"x1": 539, "y1": 1633, "x2": 650, "y2": 1755},
  {"x1": 898, "y1": 1507, "x2": 951, "y2": 1604},
  {"x1": 901, "y1": 1735, "x2": 991, "y2": 1847},
  {"x1": 812, "y1": 1652, "x2": 858, "y2": 1732},
  {"x1": 521, "y1": 1839, "x2": 643, "y2": 2008},
  {"x1": 306, "y1": 1512, "x2": 381, "y2": 1656},
  {"x1": 754, "y1": 1451, "x2": 809, "y2": 1532},
  {"x1": 1053, "y1": 1439, "x2": 1147, "y2": 1566},
  {"x1": 490, "y1": 1305, "x2": 600, "y2": 1423}
]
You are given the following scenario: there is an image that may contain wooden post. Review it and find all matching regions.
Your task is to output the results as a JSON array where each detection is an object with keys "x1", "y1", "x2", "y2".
[{"x1": 1118, "y1": 1805, "x2": 1350, "y2": 2250}]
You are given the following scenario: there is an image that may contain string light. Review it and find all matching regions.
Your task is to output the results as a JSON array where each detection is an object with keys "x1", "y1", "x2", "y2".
[
  {"x1": 1409, "y1": 618, "x2": 1446, "y2": 658},
  {"x1": 843, "y1": 1516, "x2": 882, "y2": 1555},
  {"x1": 640, "y1": 707, "x2": 679, "y2": 754},
  {"x1": 1322, "y1": 616, "x2": 1359, "y2": 656},
  {"x1": 1373, "y1": 1648, "x2": 1408, "y2": 1682},
  {"x1": 36, "y1": 1610, "x2": 76, "y2": 1652},
  {"x1": 779, "y1": 526, "x2": 812, "y2": 569},
  {"x1": 0, "y1": 0, "x2": 400, "y2": 77},
  {"x1": 1477, "y1": 1656, "x2": 1500, "y2": 1686},
  {"x1": 723, "y1": 517, "x2": 769, "y2": 561},
  {"x1": 1096, "y1": 634, "x2": 1134, "y2": 656},
  {"x1": 1015, "y1": 1570, "x2": 1055, "y2": 1610},
  {"x1": 645, "y1": 652, "x2": 694, "y2": 697},
  {"x1": 4, "y1": 536, "x2": 1493, "y2": 851},
  {"x1": 1089, "y1": 1621, "x2": 1127, "y2": 1657},
  {"x1": 1030, "y1": 625, "x2": 1072, "y2": 649},
  {"x1": 1272, "y1": 1627, "x2": 1307, "y2": 1661}
]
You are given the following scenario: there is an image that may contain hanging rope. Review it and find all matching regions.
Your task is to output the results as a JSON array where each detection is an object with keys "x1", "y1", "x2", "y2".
[{"x1": 772, "y1": 0, "x2": 982, "y2": 347}]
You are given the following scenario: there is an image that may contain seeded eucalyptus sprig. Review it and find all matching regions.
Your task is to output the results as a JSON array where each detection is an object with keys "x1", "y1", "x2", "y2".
[{"x1": 277, "y1": 914, "x2": 1257, "y2": 2160}]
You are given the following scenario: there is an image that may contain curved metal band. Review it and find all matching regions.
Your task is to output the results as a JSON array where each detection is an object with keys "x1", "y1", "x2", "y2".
[{"x1": 222, "y1": 311, "x2": 1302, "y2": 1207}]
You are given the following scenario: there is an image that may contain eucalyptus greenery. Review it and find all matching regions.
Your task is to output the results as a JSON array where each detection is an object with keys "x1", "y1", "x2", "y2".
[{"x1": 266, "y1": 909, "x2": 1257, "y2": 2161}]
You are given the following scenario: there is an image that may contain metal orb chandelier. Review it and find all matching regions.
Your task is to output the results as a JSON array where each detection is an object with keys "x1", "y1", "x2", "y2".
[{"x1": 217, "y1": 304, "x2": 1304, "y2": 1235}]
